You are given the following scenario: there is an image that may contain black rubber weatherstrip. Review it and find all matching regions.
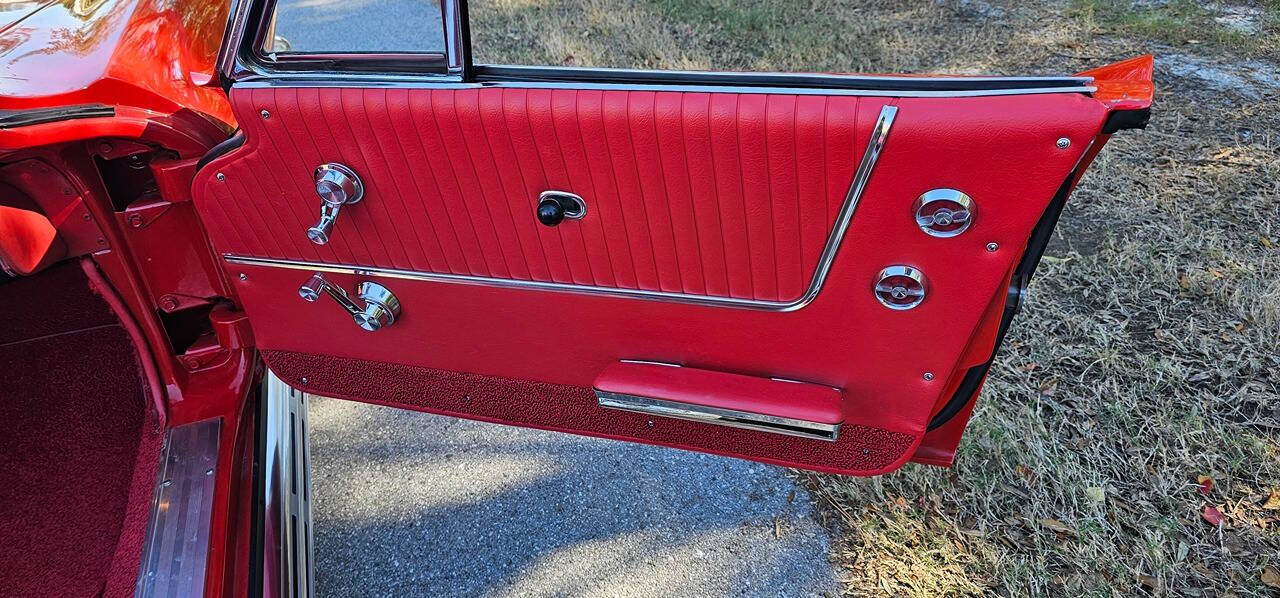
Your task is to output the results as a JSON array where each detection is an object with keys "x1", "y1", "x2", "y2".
[
  {"x1": 247, "y1": 382, "x2": 267, "y2": 598},
  {"x1": 195, "y1": 131, "x2": 246, "y2": 174},
  {"x1": 0, "y1": 104, "x2": 113, "y2": 128},
  {"x1": 925, "y1": 167, "x2": 1081, "y2": 432},
  {"x1": 1102, "y1": 107, "x2": 1151, "y2": 133}
]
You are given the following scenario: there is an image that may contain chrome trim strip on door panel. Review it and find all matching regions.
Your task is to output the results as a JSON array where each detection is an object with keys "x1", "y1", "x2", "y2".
[
  {"x1": 475, "y1": 64, "x2": 1093, "y2": 87},
  {"x1": 595, "y1": 390, "x2": 841, "y2": 442},
  {"x1": 136, "y1": 419, "x2": 221, "y2": 598},
  {"x1": 223, "y1": 105, "x2": 898, "y2": 312},
  {"x1": 235, "y1": 77, "x2": 1094, "y2": 98}
]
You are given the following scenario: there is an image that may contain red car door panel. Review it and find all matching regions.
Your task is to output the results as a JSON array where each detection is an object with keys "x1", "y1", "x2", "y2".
[
  {"x1": 200, "y1": 86, "x2": 870, "y2": 300},
  {"x1": 193, "y1": 70, "x2": 1137, "y2": 474}
]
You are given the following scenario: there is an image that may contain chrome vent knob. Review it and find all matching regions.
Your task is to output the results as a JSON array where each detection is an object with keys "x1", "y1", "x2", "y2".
[
  {"x1": 913, "y1": 189, "x2": 974, "y2": 238},
  {"x1": 874, "y1": 266, "x2": 926, "y2": 310},
  {"x1": 308, "y1": 163, "x2": 364, "y2": 245}
]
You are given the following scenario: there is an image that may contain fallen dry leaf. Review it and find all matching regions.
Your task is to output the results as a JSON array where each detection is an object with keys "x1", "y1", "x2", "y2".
[
  {"x1": 1197, "y1": 475, "x2": 1214, "y2": 495},
  {"x1": 1202, "y1": 505, "x2": 1225, "y2": 526},
  {"x1": 1262, "y1": 566, "x2": 1280, "y2": 589},
  {"x1": 1262, "y1": 489, "x2": 1280, "y2": 510},
  {"x1": 1039, "y1": 518, "x2": 1074, "y2": 535}
]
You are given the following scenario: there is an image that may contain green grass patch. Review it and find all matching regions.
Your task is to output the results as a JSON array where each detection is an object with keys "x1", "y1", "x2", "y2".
[{"x1": 1069, "y1": 0, "x2": 1280, "y2": 55}]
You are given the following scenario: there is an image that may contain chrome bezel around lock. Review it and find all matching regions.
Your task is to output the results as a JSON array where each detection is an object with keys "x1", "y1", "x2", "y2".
[
  {"x1": 873, "y1": 265, "x2": 927, "y2": 310},
  {"x1": 912, "y1": 188, "x2": 974, "y2": 238}
]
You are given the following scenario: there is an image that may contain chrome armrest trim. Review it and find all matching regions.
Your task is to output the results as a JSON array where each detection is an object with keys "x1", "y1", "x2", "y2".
[
  {"x1": 595, "y1": 389, "x2": 841, "y2": 442},
  {"x1": 222, "y1": 104, "x2": 896, "y2": 312}
]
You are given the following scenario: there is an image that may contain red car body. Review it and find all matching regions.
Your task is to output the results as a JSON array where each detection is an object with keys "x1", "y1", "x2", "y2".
[{"x1": 0, "y1": 0, "x2": 1153, "y2": 595}]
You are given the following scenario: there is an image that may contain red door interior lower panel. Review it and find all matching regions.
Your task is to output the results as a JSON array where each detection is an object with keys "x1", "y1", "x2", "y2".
[{"x1": 264, "y1": 350, "x2": 918, "y2": 475}]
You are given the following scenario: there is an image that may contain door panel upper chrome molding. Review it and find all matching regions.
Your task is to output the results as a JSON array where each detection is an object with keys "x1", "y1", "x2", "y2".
[
  {"x1": 222, "y1": 105, "x2": 897, "y2": 312},
  {"x1": 234, "y1": 76, "x2": 1095, "y2": 98},
  {"x1": 474, "y1": 64, "x2": 1093, "y2": 90}
]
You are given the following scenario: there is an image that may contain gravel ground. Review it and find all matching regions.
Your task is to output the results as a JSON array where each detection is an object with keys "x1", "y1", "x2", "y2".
[
  {"x1": 308, "y1": 396, "x2": 841, "y2": 597},
  {"x1": 271, "y1": 0, "x2": 444, "y2": 53}
]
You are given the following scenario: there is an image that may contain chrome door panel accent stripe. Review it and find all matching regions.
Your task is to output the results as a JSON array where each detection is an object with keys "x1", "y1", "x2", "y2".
[
  {"x1": 223, "y1": 105, "x2": 898, "y2": 312},
  {"x1": 474, "y1": 64, "x2": 1093, "y2": 89},
  {"x1": 595, "y1": 390, "x2": 841, "y2": 442},
  {"x1": 136, "y1": 418, "x2": 221, "y2": 598},
  {"x1": 235, "y1": 77, "x2": 1095, "y2": 98}
]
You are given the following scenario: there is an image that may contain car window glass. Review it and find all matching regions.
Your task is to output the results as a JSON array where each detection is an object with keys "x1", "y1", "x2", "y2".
[{"x1": 468, "y1": 0, "x2": 893, "y2": 72}]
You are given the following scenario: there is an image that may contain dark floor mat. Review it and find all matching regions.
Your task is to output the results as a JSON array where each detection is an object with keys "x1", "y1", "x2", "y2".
[{"x1": 0, "y1": 262, "x2": 153, "y2": 597}]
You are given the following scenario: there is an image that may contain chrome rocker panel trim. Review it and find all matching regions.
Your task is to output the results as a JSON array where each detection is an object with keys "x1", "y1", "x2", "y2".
[
  {"x1": 224, "y1": 105, "x2": 896, "y2": 312},
  {"x1": 594, "y1": 389, "x2": 841, "y2": 442}
]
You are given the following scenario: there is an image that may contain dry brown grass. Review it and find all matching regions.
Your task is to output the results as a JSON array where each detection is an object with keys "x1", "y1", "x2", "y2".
[{"x1": 469, "y1": 0, "x2": 1280, "y2": 595}]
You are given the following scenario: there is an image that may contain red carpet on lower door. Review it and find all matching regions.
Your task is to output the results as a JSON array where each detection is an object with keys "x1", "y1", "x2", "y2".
[{"x1": 0, "y1": 263, "x2": 158, "y2": 597}]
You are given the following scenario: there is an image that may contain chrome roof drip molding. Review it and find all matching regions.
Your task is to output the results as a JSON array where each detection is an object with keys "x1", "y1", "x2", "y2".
[{"x1": 224, "y1": 105, "x2": 899, "y2": 312}]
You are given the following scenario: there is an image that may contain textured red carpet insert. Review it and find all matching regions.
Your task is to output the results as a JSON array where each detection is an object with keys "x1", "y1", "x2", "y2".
[{"x1": 0, "y1": 263, "x2": 159, "y2": 597}]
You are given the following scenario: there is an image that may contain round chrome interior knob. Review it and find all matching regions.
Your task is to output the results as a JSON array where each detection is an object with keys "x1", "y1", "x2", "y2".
[
  {"x1": 874, "y1": 266, "x2": 927, "y2": 310},
  {"x1": 352, "y1": 281, "x2": 401, "y2": 332},
  {"x1": 314, "y1": 163, "x2": 364, "y2": 206},
  {"x1": 913, "y1": 188, "x2": 974, "y2": 238}
]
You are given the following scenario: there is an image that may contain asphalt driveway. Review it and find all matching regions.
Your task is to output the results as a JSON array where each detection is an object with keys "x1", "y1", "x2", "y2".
[
  {"x1": 308, "y1": 396, "x2": 841, "y2": 597},
  {"x1": 272, "y1": 0, "x2": 445, "y2": 53}
]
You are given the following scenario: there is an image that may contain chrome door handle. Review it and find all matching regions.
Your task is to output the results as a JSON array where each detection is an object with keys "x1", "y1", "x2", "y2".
[
  {"x1": 307, "y1": 163, "x2": 363, "y2": 245},
  {"x1": 298, "y1": 273, "x2": 400, "y2": 331}
]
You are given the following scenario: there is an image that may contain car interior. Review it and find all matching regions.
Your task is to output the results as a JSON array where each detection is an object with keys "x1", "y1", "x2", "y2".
[{"x1": 0, "y1": 261, "x2": 160, "y2": 596}]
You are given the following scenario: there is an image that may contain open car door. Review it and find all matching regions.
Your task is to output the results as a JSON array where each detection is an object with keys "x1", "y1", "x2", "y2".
[{"x1": 193, "y1": 0, "x2": 1152, "y2": 475}]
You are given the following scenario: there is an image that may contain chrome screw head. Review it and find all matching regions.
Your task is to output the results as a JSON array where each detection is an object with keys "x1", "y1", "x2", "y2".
[
  {"x1": 923, "y1": 372, "x2": 934, "y2": 381},
  {"x1": 260, "y1": 109, "x2": 270, "y2": 119},
  {"x1": 301, "y1": 377, "x2": 308, "y2": 384},
  {"x1": 1056, "y1": 137, "x2": 1070, "y2": 149},
  {"x1": 216, "y1": 172, "x2": 225, "y2": 181},
  {"x1": 238, "y1": 272, "x2": 247, "y2": 281},
  {"x1": 986, "y1": 242, "x2": 999, "y2": 252}
]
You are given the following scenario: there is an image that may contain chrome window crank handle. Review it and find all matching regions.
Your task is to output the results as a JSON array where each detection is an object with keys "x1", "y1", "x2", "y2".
[
  {"x1": 307, "y1": 163, "x2": 363, "y2": 245},
  {"x1": 299, "y1": 273, "x2": 401, "y2": 331}
]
